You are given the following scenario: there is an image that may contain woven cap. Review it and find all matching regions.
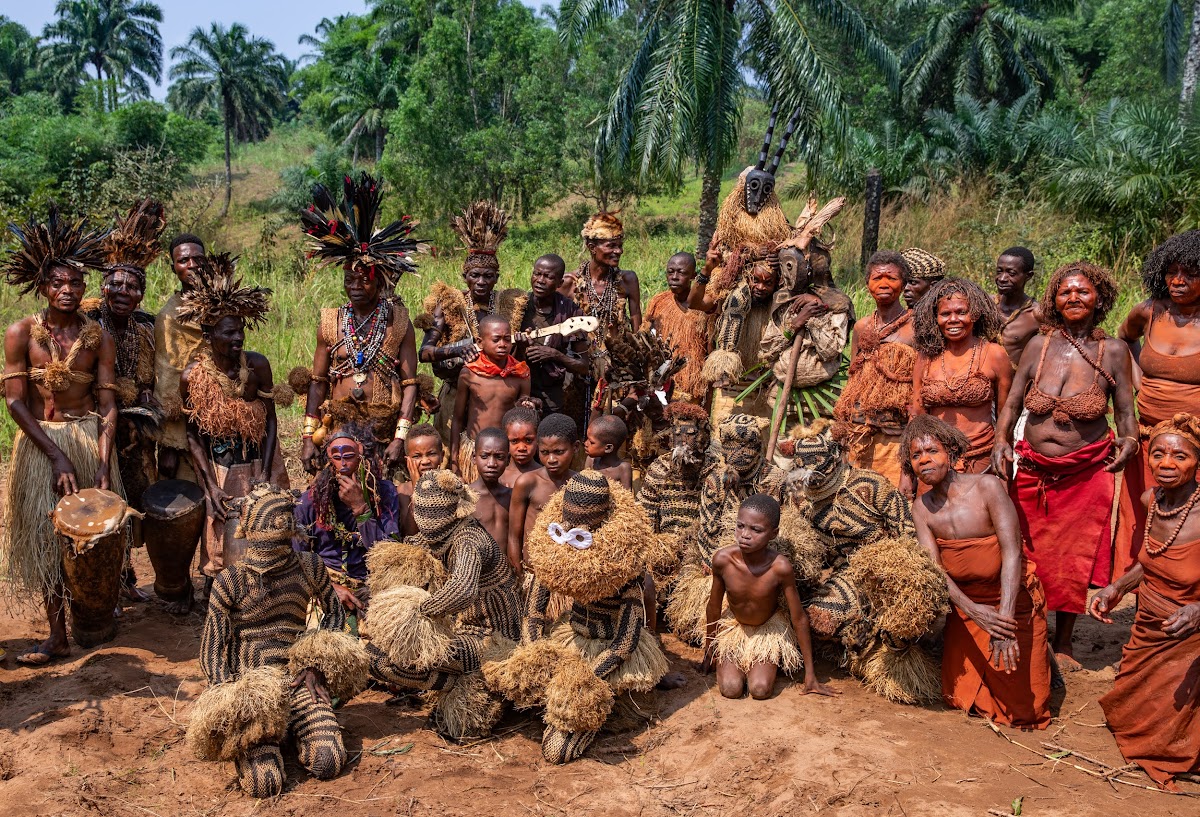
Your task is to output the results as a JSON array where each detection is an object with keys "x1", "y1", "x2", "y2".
[
  {"x1": 237, "y1": 484, "x2": 296, "y2": 544},
  {"x1": 901, "y1": 247, "x2": 945, "y2": 281},
  {"x1": 413, "y1": 469, "x2": 476, "y2": 538},
  {"x1": 718, "y1": 413, "x2": 762, "y2": 447},
  {"x1": 560, "y1": 470, "x2": 611, "y2": 531}
]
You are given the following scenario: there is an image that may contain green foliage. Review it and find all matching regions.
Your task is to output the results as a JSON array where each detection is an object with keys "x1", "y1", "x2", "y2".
[{"x1": 0, "y1": 17, "x2": 42, "y2": 102}]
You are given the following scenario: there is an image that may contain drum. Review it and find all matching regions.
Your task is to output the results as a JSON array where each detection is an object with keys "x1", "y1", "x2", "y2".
[
  {"x1": 142, "y1": 479, "x2": 206, "y2": 604},
  {"x1": 52, "y1": 488, "x2": 142, "y2": 648}
]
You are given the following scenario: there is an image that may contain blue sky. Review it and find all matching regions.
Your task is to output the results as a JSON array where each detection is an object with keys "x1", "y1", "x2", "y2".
[{"x1": 7, "y1": 1, "x2": 445, "y2": 99}]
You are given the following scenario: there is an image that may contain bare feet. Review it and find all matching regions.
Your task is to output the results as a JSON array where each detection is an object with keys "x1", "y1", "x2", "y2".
[
  {"x1": 16, "y1": 639, "x2": 70, "y2": 667},
  {"x1": 164, "y1": 595, "x2": 194, "y2": 616},
  {"x1": 656, "y1": 671, "x2": 687, "y2": 690},
  {"x1": 1054, "y1": 651, "x2": 1083, "y2": 672}
]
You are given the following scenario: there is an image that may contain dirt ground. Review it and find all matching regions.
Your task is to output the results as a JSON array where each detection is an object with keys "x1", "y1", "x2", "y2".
[{"x1": 1, "y1": 556, "x2": 1196, "y2": 817}]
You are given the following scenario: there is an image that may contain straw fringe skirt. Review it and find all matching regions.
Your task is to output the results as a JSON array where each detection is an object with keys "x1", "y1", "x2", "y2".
[
  {"x1": 548, "y1": 620, "x2": 668, "y2": 694},
  {"x1": 713, "y1": 609, "x2": 802, "y2": 675},
  {"x1": 2, "y1": 415, "x2": 126, "y2": 601}
]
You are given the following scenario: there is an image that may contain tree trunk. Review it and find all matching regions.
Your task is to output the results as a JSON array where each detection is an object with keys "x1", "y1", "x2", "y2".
[
  {"x1": 1180, "y1": 0, "x2": 1200, "y2": 111},
  {"x1": 696, "y1": 164, "x2": 722, "y2": 256},
  {"x1": 376, "y1": 128, "x2": 384, "y2": 163},
  {"x1": 220, "y1": 119, "x2": 232, "y2": 218},
  {"x1": 860, "y1": 168, "x2": 883, "y2": 270}
]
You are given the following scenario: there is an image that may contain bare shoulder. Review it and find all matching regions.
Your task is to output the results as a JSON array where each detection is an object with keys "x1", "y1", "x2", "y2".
[
  {"x1": 620, "y1": 269, "x2": 640, "y2": 287},
  {"x1": 769, "y1": 549, "x2": 795, "y2": 578},
  {"x1": 1015, "y1": 332, "x2": 1046, "y2": 370},
  {"x1": 245, "y1": 350, "x2": 271, "y2": 374},
  {"x1": 974, "y1": 473, "x2": 1009, "y2": 501},
  {"x1": 984, "y1": 341, "x2": 1010, "y2": 368},
  {"x1": 4, "y1": 316, "x2": 32, "y2": 345},
  {"x1": 711, "y1": 545, "x2": 735, "y2": 570}
]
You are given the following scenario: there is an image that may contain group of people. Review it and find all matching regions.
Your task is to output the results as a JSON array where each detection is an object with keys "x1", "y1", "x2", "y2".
[{"x1": 1, "y1": 156, "x2": 1197, "y2": 795}]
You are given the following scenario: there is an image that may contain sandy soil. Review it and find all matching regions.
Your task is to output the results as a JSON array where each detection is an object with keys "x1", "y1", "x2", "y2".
[{"x1": 1, "y1": 558, "x2": 1196, "y2": 817}]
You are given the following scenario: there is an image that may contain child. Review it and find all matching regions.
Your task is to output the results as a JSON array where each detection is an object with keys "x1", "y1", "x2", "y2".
[
  {"x1": 399, "y1": 423, "x2": 444, "y2": 536},
  {"x1": 452, "y1": 314, "x2": 531, "y2": 482},
  {"x1": 702, "y1": 494, "x2": 836, "y2": 699},
  {"x1": 642, "y1": 252, "x2": 714, "y2": 402},
  {"x1": 470, "y1": 426, "x2": 512, "y2": 549},
  {"x1": 584, "y1": 414, "x2": 633, "y2": 489},
  {"x1": 501, "y1": 405, "x2": 540, "y2": 488},
  {"x1": 507, "y1": 414, "x2": 580, "y2": 573}
]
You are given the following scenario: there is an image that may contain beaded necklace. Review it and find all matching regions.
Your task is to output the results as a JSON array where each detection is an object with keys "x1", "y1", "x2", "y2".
[
  {"x1": 96, "y1": 303, "x2": 141, "y2": 381},
  {"x1": 577, "y1": 262, "x2": 620, "y2": 329},
  {"x1": 465, "y1": 290, "x2": 497, "y2": 341},
  {"x1": 1143, "y1": 482, "x2": 1200, "y2": 555},
  {"x1": 938, "y1": 338, "x2": 980, "y2": 391},
  {"x1": 331, "y1": 300, "x2": 393, "y2": 389}
]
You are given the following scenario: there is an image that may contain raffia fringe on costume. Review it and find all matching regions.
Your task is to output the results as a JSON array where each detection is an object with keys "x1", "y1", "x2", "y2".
[
  {"x1": 288, "y1": 628, "x2": 370, "y2": 702},
  {"x1": 714, "y1": 610, "x2": 802, "y2": 675},
  {"x1": 846, "y1": 536, "x2": 948, "y2": 642},
  {"x1": 664, "y1": 562, "x2": 715, "y2": 645},
  {"x1": 1, "y1": 415, "x2": 126, "y2": 602},
  {"x1": 702, "y1": 349, "x2": 745, "y2": 387},
  {"x1": 433, "y1": 671, "x2": 503, "y2": 740},
  {"x1": 456, "y1": 435, "x2": 478, "y2": 483},
  {"x1": 851, "y1": 640, "x2": 940, "y2": 705},
  {"x1": 186, "y1": 359, "x2": 267, "y2": 443},
  {"x1": 777, "y1": 509, "x2": 828, "y2": 589},
  {"x1": 549, "y1": 620, "x2": 668, "y2": 694},
  {"x1": 482, "y1": 639, "x2": 569, "y2": 709},
  {"x1": 367, "y1": 540, "x2": 446, "y2": 594},
  {"x1": 367, "y1": 585, "x2": 454, "y2": 672},
  {"x1": 186, "y1": 666, "x2": 289, "y2": 761},
  {"x1": 545, "y1": 651, "x2": 614, "y2": 732}
]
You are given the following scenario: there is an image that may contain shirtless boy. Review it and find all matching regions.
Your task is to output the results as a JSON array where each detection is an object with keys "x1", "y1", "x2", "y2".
[
  {"x1": 451, "y1": 314, "x2": 530, "y2": 479},
  {"x1": 583, "y1": 414, "x2": 632, "y2": 489},
  {"x1": 501, "y1": 405, "x2": 540, "y2": 487},
  {"x1": 507, "y1": 414, "x2": 580, "y2": 573},
  {"x1": 702, "y1": 495, "x2": 834, "y2": 699},
  {"x1": 399, "y1": 423, "x2": 443, "y2": 535},
  {"x1": 470, "y1": 426, "x2": 512, "y2": 548}
]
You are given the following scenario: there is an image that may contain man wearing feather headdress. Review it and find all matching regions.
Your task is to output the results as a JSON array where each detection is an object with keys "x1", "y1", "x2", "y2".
[
  {"x1": 83, "y1": 199, "x2": 167, "y2": 603},
  {"x1": 296, "y1": 173, "x2": 425, "y2": 474},
  {"x1": 2, "y1": 205, "x2": 124, "y2": 666},
  {"x1": 179, "y1": 254, "x2": 291, "y2": 583},
  {"x1": 417, "y1": 200, "x2": 528, "y2": 438}
]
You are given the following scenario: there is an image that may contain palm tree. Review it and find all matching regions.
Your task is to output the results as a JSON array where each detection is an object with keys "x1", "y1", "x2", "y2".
[
  {"x1": 1166, "y1": 0, "x2": 1200, "y2": 112},
  {"x1": 168, "y1": 23, "x2": 288, "y2": 217},
  {"x1": 330, "y1": 53, "x2": 401, "y2": 163},
  {"x1": 559, "y1": 0, "x2": 897, "y2": 253},
  {"x1": 0, "y1": 17, "x2": 39, "y2": 100},
  {"x1": 41, "y1": 0, "x2": 162, "y2": 111},
  {"x1": 899, "y1": 0, "x2": 1073, "y2": 112}
]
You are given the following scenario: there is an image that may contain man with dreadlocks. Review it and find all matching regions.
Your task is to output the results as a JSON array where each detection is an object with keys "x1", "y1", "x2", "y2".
[
  {"x1": 365, "y1": 469, "x2": 522, "y2": 741},
  {"x1": 186, "y1": 484, "x2": 369, "y2": 798},
  {"x1": 295, "y1": 423, "x2": 400, "y2": 628},
  {"x1": 779, "y1": 420, "x2": 948, "y2": 704},
  {"x1": 418, "y1": 200, "x2": 527, "y2": 437},
  {"x1": 154, "y1": 232, "x2": 206, "y2": 481},
  {"x1": 2, "y1": 205, "x2": 124, "y2": 666},
  {"x1": 180, "y1": 254, "x2": 291, "y2": 586},
  {"x1": 297, "y1": 173, "x2": 425, "y2": 473},
  {"x1": 665, "y1": 414, "x2": 786, "y2": 645}
]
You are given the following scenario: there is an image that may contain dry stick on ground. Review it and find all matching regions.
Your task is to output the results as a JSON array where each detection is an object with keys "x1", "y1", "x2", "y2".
[{"x1": 984, "y1": 721, "x2": 1198, "y2": 796}]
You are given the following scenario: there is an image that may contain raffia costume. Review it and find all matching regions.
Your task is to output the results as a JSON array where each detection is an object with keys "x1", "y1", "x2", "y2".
[
  {"x1": 665, "y1": 414, "x2": 787, "y2": 644},
  {"x1": 781, "y1": 422, "x2": 947, "y2": 703},
  {"x1": 483, "y1": 471, "x2": 669, "y2": 764},
  {"x1": 186, "y1": 485, "x2": 369, "y2": 798},
  {"x1": 1, "y1": 206, "x2": 130, "y2": 607},
  {"x1": 365, "y1": 469, "x2": 521, "y2": 741}
]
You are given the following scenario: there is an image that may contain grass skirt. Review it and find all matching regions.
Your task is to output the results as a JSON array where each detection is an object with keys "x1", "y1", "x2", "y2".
[
  {"x1": 2, "y1": 415, "x2": 126, "y2": 600},
  {"x1": 456, "y1": 435, "x2": 478, "y2": 483},
  {"x1": 664, "y1": 562, "x2": 722, "y2": 646},
  {"x1": 714, "y1": 609, "x2": 802, "y2": 675},
  {"x1": 548, "y1": 620, "x2": 668, "y2": 694}
]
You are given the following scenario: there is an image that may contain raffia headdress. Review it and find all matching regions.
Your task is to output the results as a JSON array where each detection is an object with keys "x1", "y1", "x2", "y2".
[
  {"x1": 101, "y1": 198, "x2": 166, "y2": 286},
  {"x1": 4, "y1": 204, "x2": 108, "y2": 294},
  {"x1": 177, "y1": 253, "x2": 271, "y2": 329},
  {"x1": 300, "y1": 172, "x2": 428, "y2": 287},
  {"x1": 452, "y1": 200, "x2": 509, "y2": 273}
]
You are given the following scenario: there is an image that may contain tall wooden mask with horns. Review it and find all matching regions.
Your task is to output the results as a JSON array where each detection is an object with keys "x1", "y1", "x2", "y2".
[{"x1": 744, "y1": 105, "x2": 802, "y2": 216}]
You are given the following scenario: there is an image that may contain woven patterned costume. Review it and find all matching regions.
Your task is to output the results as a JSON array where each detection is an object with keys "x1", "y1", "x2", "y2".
[
  {"x1": 365, "y1": 469, "x2": 521, "y2": 740},
  {"x1": 484, "y1": 472, "x2": 669, "y2": 764},
  {"x1": 187, "y1": 485, "x2": 369, "y2": 798}
]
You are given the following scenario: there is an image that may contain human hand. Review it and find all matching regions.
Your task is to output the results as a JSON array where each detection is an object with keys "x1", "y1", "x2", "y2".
[
  {"x1": 990, "y1": 443, "x2": 1014, "y2": 480},
  {"x1": 1087, "y1": 584, "x2": 1124, "y2": 624},
  {"x1": 301, "y1": 438, "x2": 319, "y2": 474},
  {"x1": 336, "y1": 473, "x2": 367, "y2": 512},
  {"x1": 789, "y1": 296, "x2": 827, "y2": 332},
  {"x1": 704, "y1": 245, "x2": 722, "y2": 275},
  {"x1": 1105, "y1": 436, "x2": 1139, "y2": 473},
  {"x1": 517, "y1": 396, "x2": 542, "y2": 413},
  {"x1": 384, "y1": 438, "x2": 405, "y2": 470},
  {"x1": 524, "y1": 344, "x2": 561, "y2": 364},
  {"x1": 206, "y1": 487, "x2": 232, "y2": 524},
  {"x1": 332, "y1": 583, "x2": 365, "y2": 618},
  {"x1": 898, "y1": 473, "x2": 915, "y2": 501},
  {"x1": 1163, "y1": 603, "x2": 1200, "y2": 639},
  {"x1": 462, "y1": 343, "x2": 481, "y2": 363},
  {"x1": 699, "y1": 640, "x2": 715, "y2": 674},
  {"x1": 52, "y1": 455, "x2": 79, "y2": 496},
  {"x1": 989, "y1": 638, "x2": 1020, "y2": 673},
  {"x1": 94, "y1": 464, "x2": 110, "y2": 492},
  {"x1": 419, "y1": 393, "x2": 440, "y2": 417},
  {"x1": 802, "y1": 674, "x2": 839, "y2": 696},
  {"x1": 291, "y1": 667, "x2": 332, "y2": 707},
  {"x1": 967, "y1": 602, "x2": 1018, "y2": 641}
]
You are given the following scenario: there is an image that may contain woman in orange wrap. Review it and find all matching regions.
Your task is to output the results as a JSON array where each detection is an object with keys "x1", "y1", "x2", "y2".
[
  {"x1": 1115, "y1": 233, "x2": 1200, "y2": 578},
  {"x1": 907, "y1": 416, "x2": 1050, "y2": 729},
  {"x1": 992, "y1": 261, "x2": 1138, "y2": 671},
  {"x1": 1090, "y1": 414, "x2": 1200, "y2": 791},
  {"x1": 911, "y1": 279, "x2": 1013, "y2": 475}
]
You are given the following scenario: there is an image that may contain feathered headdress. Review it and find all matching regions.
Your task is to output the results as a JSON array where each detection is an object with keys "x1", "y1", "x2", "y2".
[
  {"x1": 300, "y1": 172, "x2": 427, "y2": 287},
  {"x1": 101, "y1": 198, "x2": 166, "y2": 286},
  {"x1": 4, "y1": 204, "x2": 108, "y2": 294},
  {"x1": 452, "y1": 200, "x2": 509, "y2": 273},
  {"x1": 177, "y1": 253, "x2": 271, "y2": 329}
]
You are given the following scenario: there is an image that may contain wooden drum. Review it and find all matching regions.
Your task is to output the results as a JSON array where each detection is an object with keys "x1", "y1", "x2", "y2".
[
  {"x1": 141, "y1": 479, "x2": 206, "y2": 605},
  {"x1": 52, "y1": 488, "x2": 142, "y2": 648}
]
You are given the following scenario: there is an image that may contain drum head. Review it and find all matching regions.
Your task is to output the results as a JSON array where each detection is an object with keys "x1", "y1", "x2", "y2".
[
  {"x1": 142, "y1": 479, "x2": 206, "y2": 519},
  {"x1": 52, "y1": 488, "x2": 130, "y2": 548}
]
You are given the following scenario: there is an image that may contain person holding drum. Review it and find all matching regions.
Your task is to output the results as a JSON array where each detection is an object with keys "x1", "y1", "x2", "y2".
[
  {"x1": 1, "y1": 204, "x2": 125, "y2": 666},
  {"x1": 178, "y1": 253, "x2": 292, "y2": 595},
  {"x1": 295, "y1": 423, "x2": 401, "y2": 627}
]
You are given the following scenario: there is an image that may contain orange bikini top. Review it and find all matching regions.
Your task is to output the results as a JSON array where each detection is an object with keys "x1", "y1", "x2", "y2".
[
  {"x1": 920, "y1": 344, "x2": 993, "y2": 409},
  {"x1": 1024, "y1": 334, "x2": 1110, "y2": 425}
]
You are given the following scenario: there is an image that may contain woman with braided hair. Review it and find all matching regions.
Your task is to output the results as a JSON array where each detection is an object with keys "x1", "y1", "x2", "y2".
[
  {"x1": 295, "y1": 423, "x2": 401, "y2": 627},
  {"x1": 910, "y1": 278, "x2": 1012, "y2": 475},
  {"x1": 1114, "y1": 231, "x2": 1200, "y2": 578},
  {"x1": 993, "y1": 261, "x2": 1138, "y2": 671},
  {"x1": 1091, "y1": 414, "x2": 1200, "y2": 790}
]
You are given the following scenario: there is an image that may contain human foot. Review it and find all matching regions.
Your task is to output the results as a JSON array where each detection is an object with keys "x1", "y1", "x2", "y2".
[
  {"x1": 164, "y1": 595, "x2": 194, "y2": 616},
  {"x1": 16, "y1": 640, "x2": 70, "y2": 667},
  {"x1": 1054, "y1": 651, "x2": 1083, "y2": 672},
  {"x1": 656, "y1": 672, "x2": 687, "y2": 690}
]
